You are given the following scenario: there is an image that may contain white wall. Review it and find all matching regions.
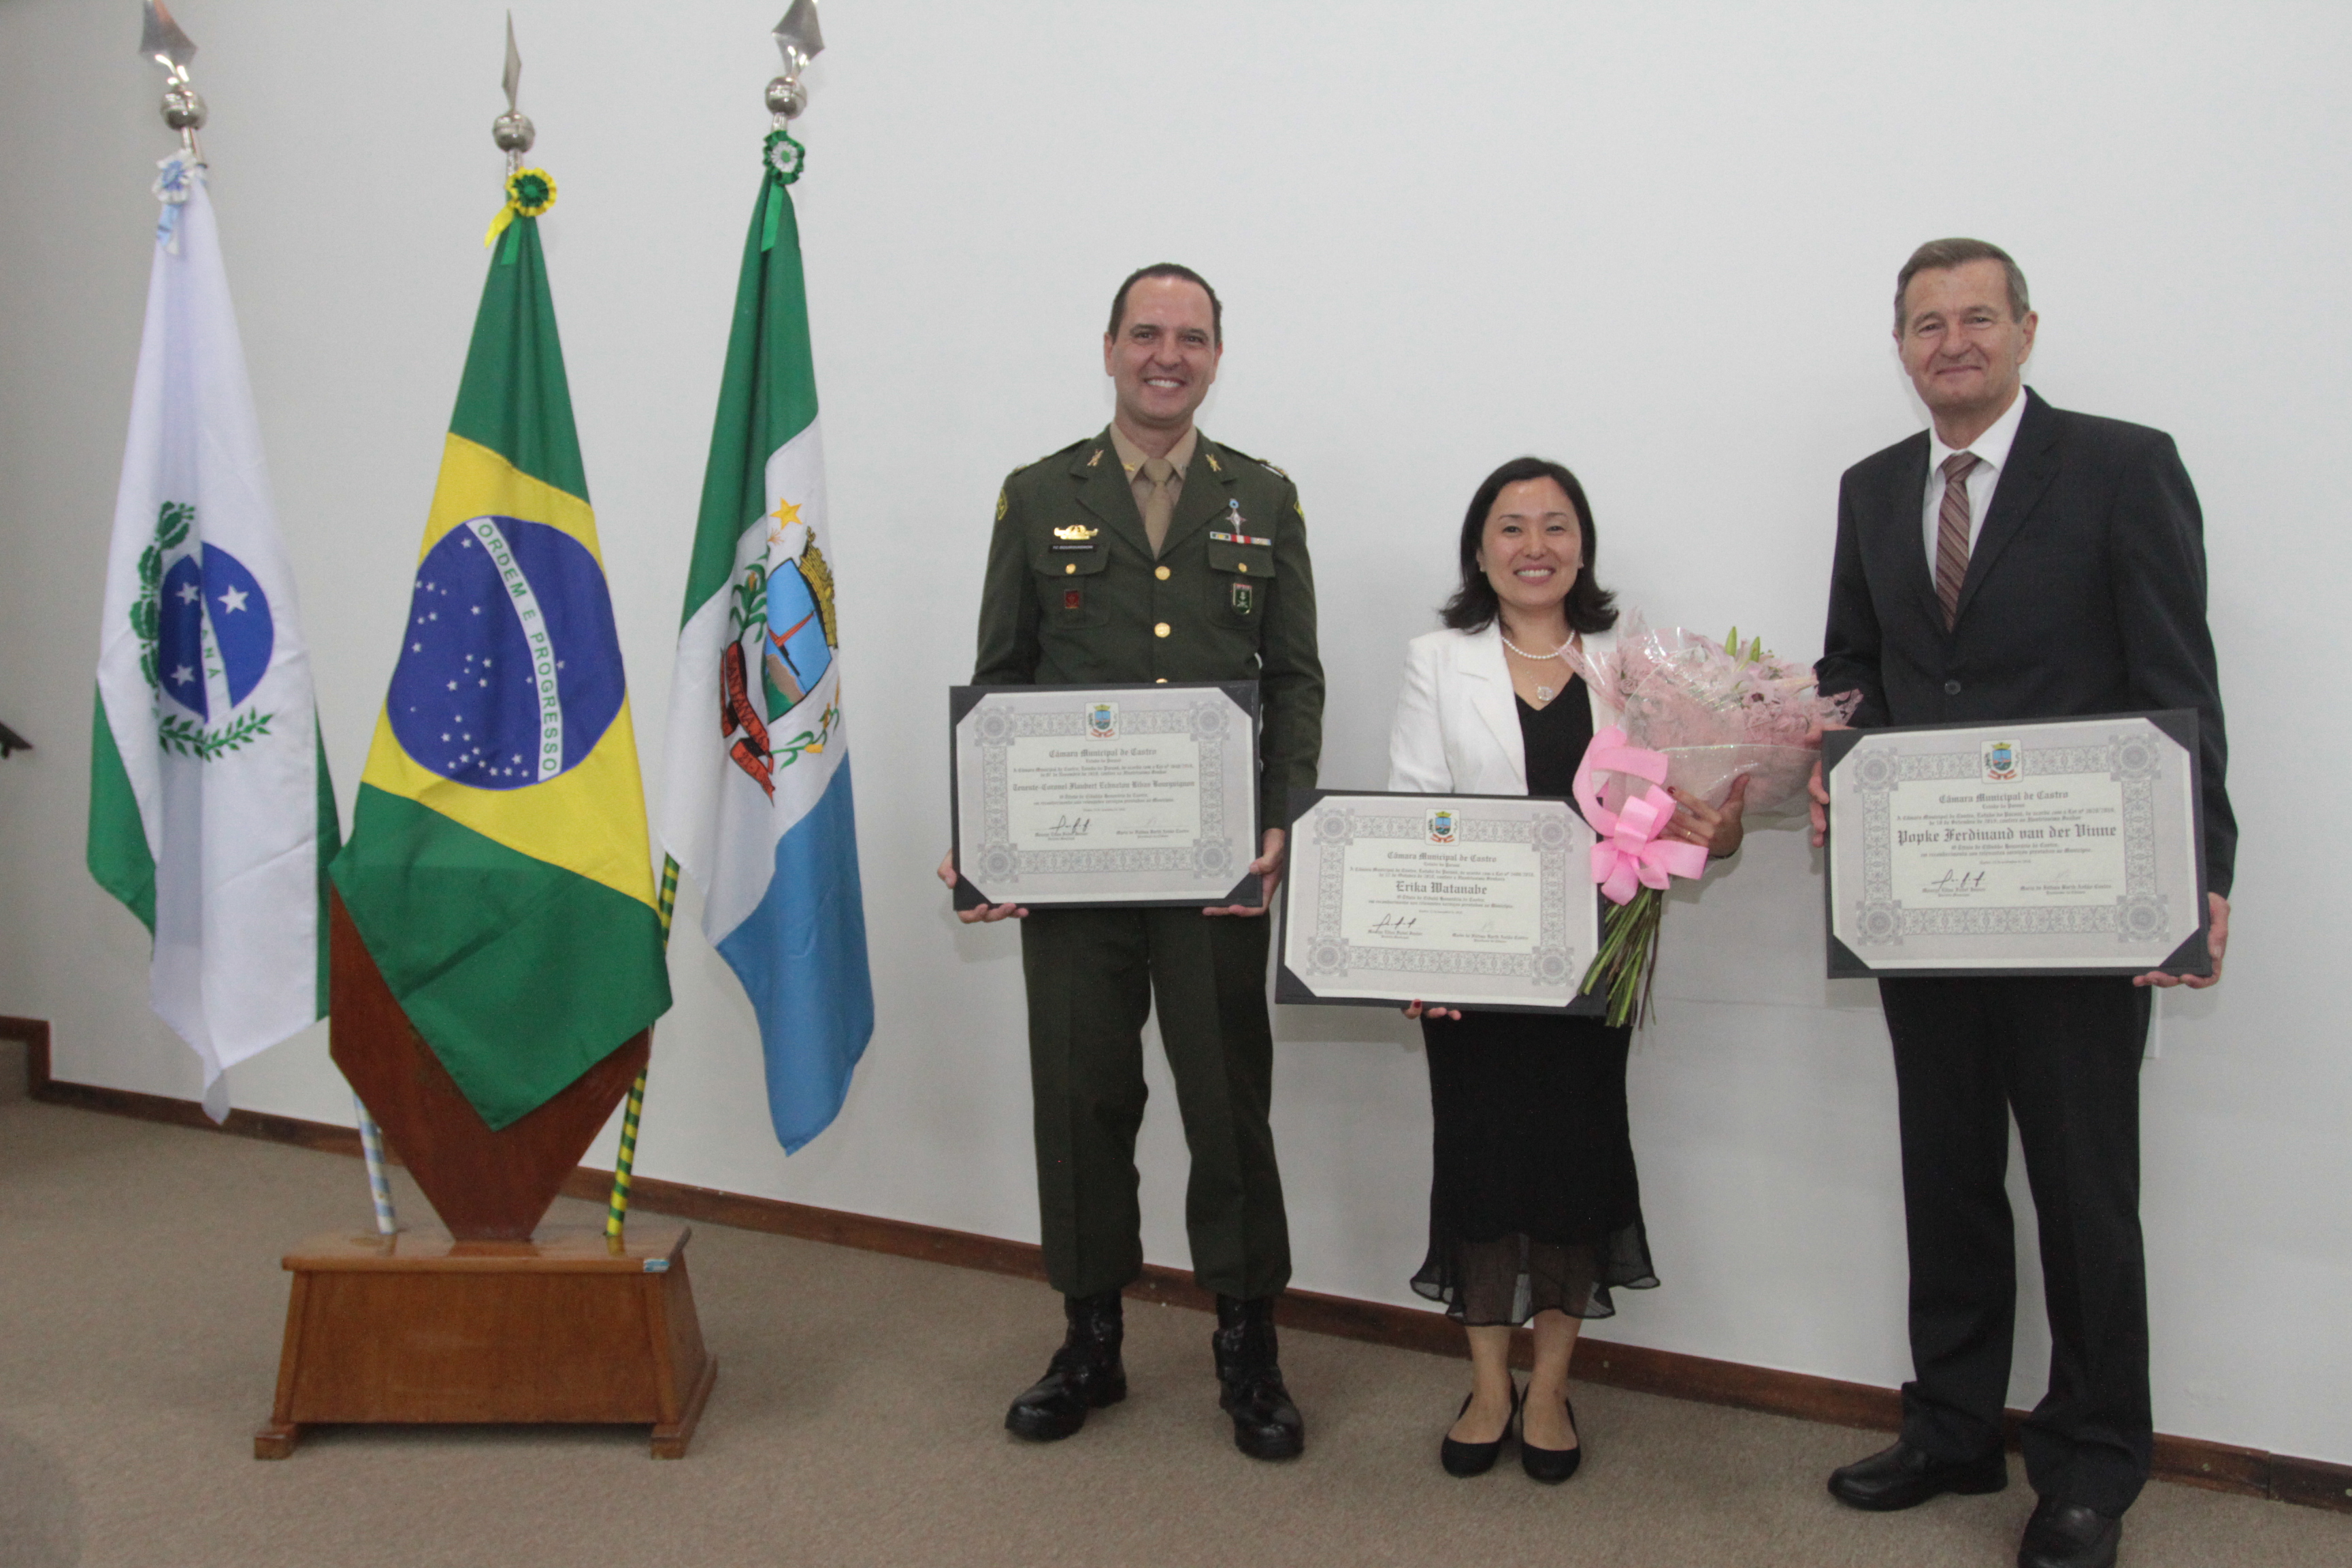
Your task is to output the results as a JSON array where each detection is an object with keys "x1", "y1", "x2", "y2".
[{"x1": 3, "y1": 0, "x2": 2345, "y2": 1465}]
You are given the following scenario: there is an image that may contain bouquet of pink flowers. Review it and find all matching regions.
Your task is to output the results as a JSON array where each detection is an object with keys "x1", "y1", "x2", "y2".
[
  {"x1": 1568, "y1": 611, "x2": 1861, "y2": 821},
  {"x1": 1567, "y1": 614, "x2": 1859, "y2": 1026}
]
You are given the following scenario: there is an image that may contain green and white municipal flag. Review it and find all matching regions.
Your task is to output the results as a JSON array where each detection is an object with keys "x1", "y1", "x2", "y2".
[
  {"x1": 658, "y1": 130, "x2": 872, "y2": 1153},
  {"x1": 89, "y1": 152, "x2": 339, "y2": 1120}
]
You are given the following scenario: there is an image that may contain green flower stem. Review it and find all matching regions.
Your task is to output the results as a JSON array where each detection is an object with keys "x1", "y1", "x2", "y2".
[{"x1": 1580, "y1": 885, "x2": 1667, "y2": 1028}]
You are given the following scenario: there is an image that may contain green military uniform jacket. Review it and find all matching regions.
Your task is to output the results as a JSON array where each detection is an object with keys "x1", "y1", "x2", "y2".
[{"x1": 973, "y1": 426, "x2": 1323, "y2": 832}]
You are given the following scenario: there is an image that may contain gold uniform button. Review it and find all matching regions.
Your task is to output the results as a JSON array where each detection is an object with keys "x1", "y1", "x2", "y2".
[
  {"x1": 1155, "y1": 565, "x2": 1171, "y2": 581},
  {"x1": 1155, "y1": 677, "x2": 1168, "y2": 684},
  {"x1": 1237, "y1": 562, "x2": 1249, "y2": 573},
  {"x1": 1065, "y1": 563, "x2": 1076, "y2": 574},
  {"x1": 1154, "y1": 622, "x2": 1171, "y2": 638}
]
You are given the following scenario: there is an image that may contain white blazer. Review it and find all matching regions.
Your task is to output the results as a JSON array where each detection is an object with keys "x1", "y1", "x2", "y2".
[{"x1": 1386, "y1": 623, "x2": 1618, "y2": 795}]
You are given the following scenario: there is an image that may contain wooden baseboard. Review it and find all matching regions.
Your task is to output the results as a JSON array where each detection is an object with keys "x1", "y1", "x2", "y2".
[{"x1": 6, "y1": 1021, "x2": 2343, "y2": 1514}]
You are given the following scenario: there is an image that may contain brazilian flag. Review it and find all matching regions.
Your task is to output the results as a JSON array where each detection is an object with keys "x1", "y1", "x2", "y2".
[{"x1": 330, "y1": 171, "x2": 670, "y2": 1129}]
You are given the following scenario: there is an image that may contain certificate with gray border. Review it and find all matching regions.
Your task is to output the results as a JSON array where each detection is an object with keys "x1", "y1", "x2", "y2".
[
  {"x1": 949, "y1": 682, "x2": 1261, "y2": 910},
  {"x1": 1276, "y1": 789, "x2": 1605, "y2": 1014},
  {"x1": 1823, "y1": 710, "x2": 2211, "y2": 978}
]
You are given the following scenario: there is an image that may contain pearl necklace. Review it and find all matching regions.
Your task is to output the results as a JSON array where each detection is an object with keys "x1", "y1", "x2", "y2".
[{"x1": 1500, "y1": 631, "x2": 1575, "y2": 703}]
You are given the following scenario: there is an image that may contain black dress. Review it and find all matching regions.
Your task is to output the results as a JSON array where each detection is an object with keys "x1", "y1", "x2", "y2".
[{"x1": 1410, "y1": 676, "x2": 1659, "y2": 1324}]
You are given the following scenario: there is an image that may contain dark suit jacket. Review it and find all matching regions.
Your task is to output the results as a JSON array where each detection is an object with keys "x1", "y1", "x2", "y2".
[{"x1": 1818, "y1": 388, "x2": 2236, "y2": 896}]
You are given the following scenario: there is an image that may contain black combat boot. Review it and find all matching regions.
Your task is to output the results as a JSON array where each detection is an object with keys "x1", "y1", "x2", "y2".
[
  {"x1": 1211, "y1": 1294, "x2": 1305, "y2": 1459},
  {"x1": 1004, "y1": 1289, "x2": 1128, "y2": 1441}
]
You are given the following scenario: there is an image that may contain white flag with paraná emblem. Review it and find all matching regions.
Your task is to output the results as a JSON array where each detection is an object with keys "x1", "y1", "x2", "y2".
[{"x1": 88, "y1": 154, "x2": 339, "y2": 1118}]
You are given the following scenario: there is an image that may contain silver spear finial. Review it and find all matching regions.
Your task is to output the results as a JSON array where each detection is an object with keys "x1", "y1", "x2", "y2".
[
  {"x1": 140, "y1": 1, "x2": 205, "y2": 157},
  {"x1": 766, "y1": 0, "x2": 824, "y2": 122},
  {"x1": 493, "y1": 11, "x2": 536, "y2": 172}
]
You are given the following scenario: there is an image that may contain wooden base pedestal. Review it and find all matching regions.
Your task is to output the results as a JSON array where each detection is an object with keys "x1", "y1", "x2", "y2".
[{"x1": 257, "y1": 1224, "x2": 715, "y2": 1459}]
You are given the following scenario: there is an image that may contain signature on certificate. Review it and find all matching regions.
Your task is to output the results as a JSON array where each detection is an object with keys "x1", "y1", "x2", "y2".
[
  {"x1": 1034, "y1": 814, "x2": 1094, "y2": 840},
  {"x1": 1369, "y1": 914, "x2": 1422, "y2": 935},
  {"x1": 1924, "y1": 868, "x2": 1988, "y2": 894}
]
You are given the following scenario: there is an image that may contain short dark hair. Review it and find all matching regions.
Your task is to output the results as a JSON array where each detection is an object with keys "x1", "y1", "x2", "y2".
[
  {"x1": 1895, "y1": 238, "x2": 2031, "y2": 332},
  {"x1": 1107, "y1": 263, "x2": 1222, "y2": 345},
  {"x1": 1439, "y1": 457, "x2": 1618, "y2": 636}
]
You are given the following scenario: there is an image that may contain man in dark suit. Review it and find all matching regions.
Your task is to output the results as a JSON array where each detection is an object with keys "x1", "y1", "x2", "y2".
[{"x1": 1809, "y1": 238, "x2": 2235, "y2": 1568}]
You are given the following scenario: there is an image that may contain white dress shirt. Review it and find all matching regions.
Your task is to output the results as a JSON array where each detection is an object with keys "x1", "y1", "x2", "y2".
[{"x1": 1921, "y1": 385, "x2": 2031, "y2": 573}]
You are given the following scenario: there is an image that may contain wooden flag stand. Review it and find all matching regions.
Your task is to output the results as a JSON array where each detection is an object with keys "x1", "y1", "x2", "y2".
[{"x1": 255, "y1": 898, "x2": 715, "y2": 1459}]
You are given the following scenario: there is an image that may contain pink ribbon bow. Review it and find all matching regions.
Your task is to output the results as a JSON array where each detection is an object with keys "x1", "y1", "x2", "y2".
[{"x1": 1573, "y1": 727, "x2": 1709, "y2": 905}]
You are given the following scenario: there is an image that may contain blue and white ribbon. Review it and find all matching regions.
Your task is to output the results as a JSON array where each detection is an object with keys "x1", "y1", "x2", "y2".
[{"x1": 152, "y1": 153, "x2": 201, "y2": 253}]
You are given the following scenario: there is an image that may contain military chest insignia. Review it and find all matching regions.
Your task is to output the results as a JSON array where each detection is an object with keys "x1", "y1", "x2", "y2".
[
  {"x1": 1203, "y1": 451, "x2": 1222, "y2": 474},
  {"x1": 1053, "y1": 523, "x2": 1100, "y2": 541},
  {"x1": 1209, "y1": 530, "x2": 1274, "y2": 548},
  {"x1": 1230, "y1": 581, "x2": 1256, "y2": 616},
  {"x1": 1085, "y1": 448, "x2": 1104, "y2": 468}
]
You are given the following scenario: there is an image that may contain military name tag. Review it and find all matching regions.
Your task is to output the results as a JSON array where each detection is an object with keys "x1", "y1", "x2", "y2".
[{"x1": 948, "y1": 681, "x2": 1264, "y2": 910}]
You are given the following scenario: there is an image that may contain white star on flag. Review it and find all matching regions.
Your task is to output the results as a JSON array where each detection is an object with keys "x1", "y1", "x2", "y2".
[{"x1": 217, "y1": 585, "x2": 248, "y2": 612}]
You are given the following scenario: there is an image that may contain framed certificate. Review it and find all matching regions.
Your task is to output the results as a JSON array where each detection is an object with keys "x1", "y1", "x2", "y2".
[
  {"x1": 1823, "y1": 710, "x2": 2211, "y2": 979},
  {"x1": 949, "y1": 682, "x2": 1262, "y2": 910},
  {"x1": 1276, "y1": 789, "x2": 1605, "y2": 1014}
]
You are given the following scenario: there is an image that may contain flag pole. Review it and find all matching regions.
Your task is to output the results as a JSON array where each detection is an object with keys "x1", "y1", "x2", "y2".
[
  {"x1": 605, "y1": 2, "x2": 824, "y2": 1239},
  {"x1": 356, "y1": 1096, "x2": 400, "y2": 1235},
  {"x1": 604, "y1": 855, "x2": 676, "y2": 1238},
  {"x1": 141, "y1": 2, "x2": 205, "y2": 161}
]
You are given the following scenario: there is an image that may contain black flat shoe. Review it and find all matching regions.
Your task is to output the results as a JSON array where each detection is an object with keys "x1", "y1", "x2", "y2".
[
  {"x1": 1520, "y1": 1392, "x2": 1582, "y2": 1484},
  {"x1": 2017, "y1": 1496, "x2": 2121, "y2": 1568},
  {"x1": 1439, "y1": 1383, "x2": 1520, "y2": 1477},
  {"x1": 1827, "y1": 1439, "x2": 2007, "y2": 1511}
]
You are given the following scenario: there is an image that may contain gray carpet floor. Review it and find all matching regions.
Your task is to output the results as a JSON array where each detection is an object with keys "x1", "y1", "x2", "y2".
[{"x1": 1, "y1": 1094, "x2": 2341, "y2": 1568}]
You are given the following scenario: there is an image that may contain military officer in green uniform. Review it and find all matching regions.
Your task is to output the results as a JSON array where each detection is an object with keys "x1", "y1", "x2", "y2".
[{"x1": 936, "y1": 263, "x2": 1322, "y2": 1459}]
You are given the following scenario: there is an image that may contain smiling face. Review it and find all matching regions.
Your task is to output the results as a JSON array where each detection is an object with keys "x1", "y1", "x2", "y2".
[
  {"x1": 1897, "y1": 259, "x2": 2037, "y2": 442},
  {"x1": 1477, "y1": 477, "x2": 1584, "y2": 627},
  {"x1": 1102, "y1": 275, "x2": 1222, "y2": 440}
]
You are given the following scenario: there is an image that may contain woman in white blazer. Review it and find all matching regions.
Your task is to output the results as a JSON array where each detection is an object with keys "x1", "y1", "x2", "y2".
[{"x1": 1386, "y1": 457, "x2": 1744, "y2": 1485}]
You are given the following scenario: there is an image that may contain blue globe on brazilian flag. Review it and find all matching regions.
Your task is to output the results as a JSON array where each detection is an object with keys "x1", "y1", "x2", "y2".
[{"x1": 331, "y1": 188, "x2": 670, "y2": 1130}]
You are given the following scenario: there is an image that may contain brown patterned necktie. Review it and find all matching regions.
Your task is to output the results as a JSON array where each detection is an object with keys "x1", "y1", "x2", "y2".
[
  {"x1": 1140, "y1": 457, "x2": 1176, "y2": 557},
  {"x1": 1933, "y1": 451, "x2": 1981, "y2": 630}
]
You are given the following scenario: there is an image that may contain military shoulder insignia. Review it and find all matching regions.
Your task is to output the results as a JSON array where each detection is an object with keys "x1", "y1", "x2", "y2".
[
  {"x1": 995, "y1": 488, "x2": 1008, "y2": 521},
  {"x1": 1086, "y1": 447, "x2": 1104, "y2": 468},
  {"x1": 1202, "y1": 450, "x2": 1223, "y2": 474},
  {"x1": 1053, "y1": 523, "x2": 1099, "y2": 542},
  {"x1": 1211, "y1": 442, "x2": 1288, "y2": 481}
]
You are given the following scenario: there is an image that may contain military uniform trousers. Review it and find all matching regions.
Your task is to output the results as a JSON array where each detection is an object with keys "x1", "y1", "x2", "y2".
[{"x1": 1020, "y1": 904, "x2": 1292, "y2": 1301}]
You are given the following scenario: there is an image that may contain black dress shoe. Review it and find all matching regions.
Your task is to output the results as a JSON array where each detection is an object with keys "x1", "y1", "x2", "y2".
[
  {"x1": 1827, "y1": 1439, "x2": 2007, "y2": 1510},
  {"x1": 1004, "y1": 1289, "x2": 1127, "y2": 1441},
  {"x1": 2017, "y1": 1497, "x2": 2121, "y2": 1568},
  {"x1": 1520, "y1": 1393, "x2": 1582, "y2": 1484},
  {"x1": 1212, "y1": 1294, "x2": 1305, "y2": 1460},
  {"x1": 1439, "y1": 1383, "x2": 1520, "y2": 1477}
]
